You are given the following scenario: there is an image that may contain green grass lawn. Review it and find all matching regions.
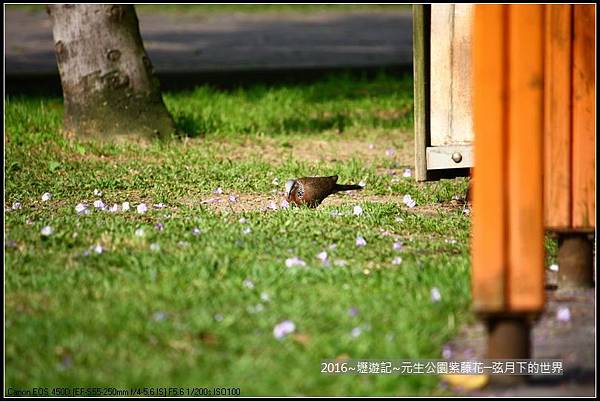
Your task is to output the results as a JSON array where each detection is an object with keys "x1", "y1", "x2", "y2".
[{"x1": 5, "y1": 72, "x2": 475, "y2": 396}]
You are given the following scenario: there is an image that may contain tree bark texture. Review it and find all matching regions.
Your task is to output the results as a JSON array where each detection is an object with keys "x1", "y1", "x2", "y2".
[{"x1": 48, "y1": 5, "x2": 175, "y2": 139}]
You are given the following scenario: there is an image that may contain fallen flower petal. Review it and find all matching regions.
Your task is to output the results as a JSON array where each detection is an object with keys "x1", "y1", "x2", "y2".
[
  {"x1": 41, "y1": 192, "x2": 52, "y2": 202},
  {"x1": 11, "y1": 202, "x2": 21, "y2": 210},
  {"x1": 93, "y1": 189, "x2": 103, "y2": 196},
  {"x1": 135, "y1": 228, "x2": 145, "y2": 237},
  {"x1": 393, "y1": 241, "x2": 403, "y2": 251},
  {"x1": 403, "y1": 168, "x2": 412, "y2": 178},
  {"x1": 351, "y1": 327, "x2": 362, "y2": 337},
  {"x1": 273, "y1": 320, "x2": 296, "y2": 339},
  {"x1": 228, "y1": 195, "x2": 238, "y2": 202},
  {"x1": 243, "y1": 279, "x2": 255, "y2": 289},
  {"x1": 272, "y1": 178, "x2": 280, "y2": 186},
  {"x1": 150, "y1": 243, "x2": 160, "y2": 251},
  {"x1": 348, "y1": 307, "x2": 359, "y2": 317},
  {"x1": 280, "y1": 199, "x2": 290, "y2": 208},
  {"x1": 392, "y1": 257, "x2": 403, "y2": 265},
  {"x1": 40, "y1": 226, "x2": 53, "y2": 236},
  {"x1": 192, "y1": 227, "x2": 201, "y2": 236},
  {"x1": 402, "y1": 194, "x2": 416, "y2": 208},
  {"x1": 358, "y1": 180, "x2": 366, "y2": 188},
  {"x1": 75, "y1": 203, "x2": 88, "y2": 214},
  {"x1": 122, "y1": 202, "x2": 130, "y2": 211},
  {"x1": 213, "y1": 187, "x2": 223, "y2": 194},
  {"x1": 260, "y1": 292, "x2": 271, "y2": 302},
  {"x1": 93, "y1": 200, "x2": 105, "y2": 209},
  {"x1": 556, "y1": 307, "x2": 571, "y2": 322},
  {"x1": 137, "y1": 203, "x2": 148, "y2": 214},
  {"x1": 431, "y1": 287, "x2": 442, "y2": 303},
  {"x1": 353, "y1": 205, "x2": 363, "y2": 216},
  {"x1": 285, "y1": 256, "x2": 306, "y2": 268},
  {"x1": 155, "y1": 223, "x2": 164, "y2": 231},
  {"x1": 239, "y1": 217, "x2": 247, "y2": 224},
  {"x1": 93, "y1": 244, "x2": 103, "y2": 254},
  {"x1": 549, "y1": 264, "x2": 559, "y2": 272},
  {"x1": 385, "y1": 148, "x2": 395, "y2": 157},
  {"x1": 267, "y1": 200, "x2": 278, "y2": 210},
  {"x1": 356, "y1": 235, "x2": 367, "y2": 247},
  {"x1": 153, "y1": 203, "x2": 165, "y2": 209},
  {"x1": 242, "y1": 227, "x2": 252, "y2": 235}
]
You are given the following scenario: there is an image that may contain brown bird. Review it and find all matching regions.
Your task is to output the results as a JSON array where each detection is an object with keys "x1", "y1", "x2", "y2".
[{"x1": 285, "y1": 175, "x2": 363, "y2": 208}]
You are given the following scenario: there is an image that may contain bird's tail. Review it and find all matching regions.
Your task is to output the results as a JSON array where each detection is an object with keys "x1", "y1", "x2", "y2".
[{"x1": 333, "y1": 183, "x2": 363, "y2": 192}]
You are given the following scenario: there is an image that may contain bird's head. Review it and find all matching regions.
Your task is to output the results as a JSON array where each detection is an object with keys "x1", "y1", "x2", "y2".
[{"x1": 285, "y1": 179, "x2": 297, "y2": 200}]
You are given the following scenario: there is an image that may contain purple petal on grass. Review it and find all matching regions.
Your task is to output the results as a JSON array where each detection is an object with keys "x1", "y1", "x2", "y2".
[
  {"x1": 353, "y1": 205, "x2": 363, "y2": 216},
  {"x1": 316, "y1": 251, "x2": 328, "y2": 262},
  {"x1": 280, "y1": 199, "x2": 290, "y2": 209},
  {"x1": 40, "y1": 226, "x2": 53, "y2": 236},
  {"x1": 153, "y1": 203, "x2": 165, "y2": 209},
  {"x1": 155, "y1": 223, "x2": 164, "y2": 231},
  {"x1": 385, "y1": 148, "x2": 395, "y2": 157},
  {"x1": 329, "y1": 243, "x2": 338, "y2": 250},
  {"x1": 348, "y1": 307, "x2": 360, "y2": 317},
  {"x1": 137, "y1": 203, "x2": 148, "y2": 214},
  {"x1": 75, "y1": 203, "x2": 88, "y2": 214},
  {"x1": 403, "y1": 168, "x2": 412, "y2": 178},
  {"x1": 356, "y1": 235, "x2": 367, "y2": 247},
  {"x1": 93, "y1": 200, "x2": 105, "y2": 209},
  {"x1": 153, "y1": 311, "x2": 167, "y2": 321},
  {"x1": 42, "y1": 192, "x2": 52, "y2": 202},
  {"x1": 430, "y1": 287, "x2": 442, "y2": 303},
  {"x1": 556, "y1": 307, "x2": 571, "y2": 322},
  {"x1": 393, "y1": 241, "x2": 403, "y2": 251},
  {"x1": 267, "y1": 200, "x2": 278, "y2": 210},
  {"x1": 273, "y1": 320, "x2": 295, "y2": 339},
  {"x1": 285, "y1": 256, "x2": 306, "y2": 268},
  {"x1": 402, "y1": 194, "x2": 416, "y2": 208},
  {"x1": 442, "y1": 345, "x2": 452, "y2": 359},
  {"x1": 228, "y1": 195, "x2": 238, "y2": 202},
  {"x1": 12, "y1": 202, "x2": 22, "y2": 210}
]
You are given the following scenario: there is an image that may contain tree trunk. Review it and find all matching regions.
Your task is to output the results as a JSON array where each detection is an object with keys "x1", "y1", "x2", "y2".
[{"x1": 47, "y1": 5, "x2": 175, "y2": 139}]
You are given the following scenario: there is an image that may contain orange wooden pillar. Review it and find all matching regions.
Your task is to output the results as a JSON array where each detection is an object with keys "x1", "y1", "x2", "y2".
[
  {"x1": 545, "y1": 4, "x2": 595, "y2": 288},
  {"x1": 472, "y1": 3, "x2": 596, "y2": 365},
  {"x1": 471, "y1": 4, "x2": 546, "y2": 362}
]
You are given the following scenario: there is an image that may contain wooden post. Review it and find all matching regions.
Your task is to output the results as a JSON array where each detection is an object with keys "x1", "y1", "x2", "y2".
[
  {"x1": 413, "y1": 5, "x2": 430, "y2": 182},
  {"x1": 472, "y1": 4, "x2": 546, "y2": 362}
]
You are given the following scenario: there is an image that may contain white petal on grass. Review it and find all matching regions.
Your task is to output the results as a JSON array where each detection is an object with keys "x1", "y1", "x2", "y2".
[
  {"x1": 11, "y1": 202, "x2": 21, "y2": 210},
  {"x1": 242, "y1": 227, "x2": 252, "y2": 235},
  {"x1": 93, "y1": 244, "x2": 103, "y2": 254},
  {"x1": 353, "y1": 205, "x2": 363, "y2": 216},
  {"x1": 41, "y1": 192, "x2": 52, "y2": 202},
  {"x1": 356, "y1": 235, "x2": 367, "y2": 247},
  {"x1": 213, "y1": 187, "x2": 223, "y2": 194},
  {"x1": 368, "y1": 143, "x2": 375, "y2": 150},
  {"x1": 351, "y1": 327, "x2": 362, "y2": 338},
  {"x1": 214, "y1": 313, "x2": 224, "y2": 322},
  {"x1": 150, "y1": 243, "x2": 160, "y2": 251},
  {"x1": 395, "y1": 217, "x2": 404, "y2": 223},
  {"x1": 445, "y1": 238, "x2": 457, "y2": 244},
  {"x1": 272, "y1": 178, "x2": 280, "y2": 186},
  {"x1": 267, "y1": 200, "x2": 278, "y2": 210},
  {"x1": 75, "y1": 203, "x2": 88, "y2": 214},
  {"x1": 153, "y1": 203, "x2": 165, "y2": 209},
  {"x1": 109, "y1": 204, "x2": 119, "y2": 213},
  {"x1": 40, "y1": 226, "x2": 53, "y2": 236},
  {"x1": 280, "y1": 199, "x2": 290, "y2": 209},
  {"x1": 385, "y1": 148, "x2": 395, "y2": 157},
  {"x1": 430, "y1": 287, "x2": 442, "y2": 303},
  {"x1": 135, "y1": 228, "x2": 145, "y2": 237},
  {"x1": 137, "y1": 203, "x2": 148, "y2": 214},
  {"x1": 392, "y1": 257, "x2": 403, "y2": 265},
  {"x1": 285, "y1": 256, "x2": 306, "y2": 268},
  {"x1": 260, "y1": 292, "x2": 271, "y2": 302},
  {"x1": 330, "y1": 210, "x2": 340, "y2": 217},
  {"x1": 153, "y1": 311, "x2": 167, "y2": 322},
  {"x1": 556, "y1": 307, "x2": 571, "y2": 322},
  {"x1": 93, "y1": 200, "x2": 105, "y2": 209},
  {"x1": 549, "y1": 264, "x2": 559, "y2": 272},
  {"x1": 248, "y1": 303, "x2": 265, "y2": 314},
  {"x1": 316, "y1": 251, "x2": 328, "y2": 262},
  {"x1": 243, "y1": 279, "x2": 255, "y2": 289},
  {"x1": 393, "y1": 241, "x2": 403, "y2": 251},
  {"x1": 329, "y1": 243, "x2": 338, "y2": 250},
  {"x1": 239, "y1": 217, "x2": 247, "y2": 224},
  {"x1": 273, "y1": 320, "x2": 295, "y2": 339},
  {"x1": 358, "y1": 180, "x2": 366, "y2": 188},
  {"x1": 93, "y1": 189, "x2": 103, "y2": 196},
  {"x1": 228, "y1": 195, "x2": 238, "y2": 202},
  {"x1": 334, "y1": 259, "x2": 348, "y2": 267},
  {"x1": 122, "y1": 202, "x2": 130, "y2": 211},
  {"x1": 402, "y1": 194, "x2": 416, "y2": 208},
  {"x1": 403, "y1": 168, "x2": 412, "y2": 178},
  {"x1": 192, "y1": 227, "x2": 201, "y2": 236}
]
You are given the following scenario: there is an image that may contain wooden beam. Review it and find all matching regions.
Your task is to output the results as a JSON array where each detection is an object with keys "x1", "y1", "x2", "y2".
[{"x1": 413, "y1": 5, "x2": 430, "y2": 182}]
